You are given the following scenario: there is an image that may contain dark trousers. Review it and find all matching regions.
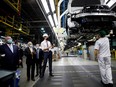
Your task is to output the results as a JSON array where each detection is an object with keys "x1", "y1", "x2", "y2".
[
  {"x1": 27, "y1": 63, "x2": 35, "y2": 80},
  {"x1": 18, "y1": 60, "x2": 23, "y2": 68},
  {"x1": 35, "y1": 59, "x2": 42, "y2": 76},
  {"x1": 41, "y1": 51, "x2": 52, "y2": 76}
]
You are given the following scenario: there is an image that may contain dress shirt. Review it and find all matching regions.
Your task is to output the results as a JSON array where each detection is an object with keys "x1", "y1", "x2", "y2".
[
  {"x1": 7, "y1": 44, "x2": 13, "y2": 53},
  {"x1": 29, "y1": 47, "x2": 33, "y2": 53},
  {"x1": 41, "y1": 40, "x2": 52, "y2": 51},
  {"x1": 29, "y1": 47, "x2": 34, "y2": 59}
]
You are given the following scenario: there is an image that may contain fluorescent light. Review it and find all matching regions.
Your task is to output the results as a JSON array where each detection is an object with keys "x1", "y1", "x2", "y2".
[
  {"x1": 48, "y1": 15, "x2": 54, "y2": 27},
  {"x1": 49, "y1": 0, "x2": 55, "y2": 12},
  {"x1": 53, "y1": 13, "x2": 58, "y2": 26},
  {"x1": 41, "y1": 27, "x2": 44, "y2": 30},
  {"x1": 43, "y1": 30, "x2": 45, "y2": 32},
  {"x1": 107, "y1": 0, "x2": 115, "y2": 7},
  {"x1": 19, "y1": 28, "x2": 22, "y2": 31},
  {"x1": 105, "y1": 0, "x2": 109, "y2": 4},
  {"x1": 41, "y1": 0, "x2": 50, "y2": 13}
]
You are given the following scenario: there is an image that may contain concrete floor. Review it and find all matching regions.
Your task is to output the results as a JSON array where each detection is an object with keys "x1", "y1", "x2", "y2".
[{"x1": 19, "y1": 56, "x2": 116, "y2": 87}]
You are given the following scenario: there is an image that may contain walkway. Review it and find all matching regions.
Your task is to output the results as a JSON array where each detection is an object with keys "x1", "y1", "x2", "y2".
[{"x1": 19, "y1": 56, "x2": 116, "y2": 87}]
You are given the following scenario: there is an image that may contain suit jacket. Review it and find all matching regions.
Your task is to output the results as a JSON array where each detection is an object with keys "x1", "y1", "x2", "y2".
[
  {"x1": 0, "y1": 44, "x2": 20, "y2": 71},
  {"x1": 25, "y1": 47, "x2": 36, "y2": 65},
  {"x1": 36, "y1": 48, "x2": 44, "y2": 62},
  {"x1": 39, "y1": 49, "x2": 44, "y2": 60}
]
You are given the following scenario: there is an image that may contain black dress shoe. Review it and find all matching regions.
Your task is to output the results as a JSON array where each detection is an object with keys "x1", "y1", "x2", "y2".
[
  {"x1": 40, "y1": 74, "x2": 44, "y2": 78},
  {"x1": 31, "y1": 78, "x2": 35, "y2": 81},
  {"x1": 27, "y1": 78, "x2": 30, "y2": 81},
  {"x1": 101, "y1": 80, "x2": 108, "y2": 87},
  {"x1": 35, "y1": 74, "x2": 38, "y2": 77},
  {"x1": 108, "y1": 83, "x2": 113, "y2": 87},
  {"x1": 49, "y1": 74, "x2": 54, "y2": 77}
]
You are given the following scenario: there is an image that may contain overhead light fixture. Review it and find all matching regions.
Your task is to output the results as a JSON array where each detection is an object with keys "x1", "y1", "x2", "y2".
[
  {"x1": 105, "y1": 0, "x2": 109, "y2": 4},
  {"x1": 48, "y1": 15, "x2": 54, "y2": 27},
  {"x1": 19, "y1": 24, "x2": 22, "y2": 31},
  {"x1": 41, "y1": 27, "x2": 44, "y2": 30},
  {"x1": 43, "y1": 30, "x2": 45, "y2": 33},
  {"x1": 107, "y1": 0, "x2": 115, "y2": 7},
  {"x1": 41, "y1": 0, "x2": 50, "y2": 13},
  {"x1": 19, "y1": 28, "x2": 22, "y2": 31},
  {"x1": 53, "y1": 13, "x2": 58, "y2": 26},
  {"x1": 49, "y1": 0, "x2": 55, "y2": 12}
]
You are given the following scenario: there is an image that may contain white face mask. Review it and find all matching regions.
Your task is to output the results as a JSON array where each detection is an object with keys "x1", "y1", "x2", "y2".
[{"x1": 29, "y1": 45, "x2": 33, "y2": 48}]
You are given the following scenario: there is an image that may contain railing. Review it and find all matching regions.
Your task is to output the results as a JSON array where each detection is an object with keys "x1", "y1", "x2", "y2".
[{"x1": 0, "y1": 16, "x2": 29, "y2": 35}]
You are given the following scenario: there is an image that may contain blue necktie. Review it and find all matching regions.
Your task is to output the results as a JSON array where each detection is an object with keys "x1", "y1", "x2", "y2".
[{"x1": 36, "y1": 48, "x2": 39, "y2": 59}]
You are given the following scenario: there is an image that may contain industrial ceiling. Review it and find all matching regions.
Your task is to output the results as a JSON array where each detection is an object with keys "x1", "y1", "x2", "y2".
[{"x1": 0, "y1": 0, "x2": 116, "y2": 47}]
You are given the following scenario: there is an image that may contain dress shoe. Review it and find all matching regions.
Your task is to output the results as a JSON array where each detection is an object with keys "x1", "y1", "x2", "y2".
[
  {"x1": 108, "y1": 83, "x2": 113, "y2": 87},
  {"x1": 101, "y1": 80, "x2": 108, "y2": 87},
  {"x1": 35, "y1": 74, "x2": 38, "y2": 77},
  {"x1": 27, "y1": 78, "x2": 30, "y2": 81},
  {"x1": 31, "y1": 78, "x2": 35, "y2": 81},
  {"x1": 49, "y1": 73, "x2": 54, "y2": 77},
  {"x1": 40, "y1": 74, "x2": 44, "y2": 78}
]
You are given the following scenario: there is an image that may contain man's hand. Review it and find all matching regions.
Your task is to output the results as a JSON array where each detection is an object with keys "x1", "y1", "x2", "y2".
[
  {"x1": 19, "y1": 59, "x2": 22, "y2": 63},
  {"x1": 44, "y1": 47, "x2": 49, "y2": 51},
  {"x1": 1, "y1": 54, "x2": 5, "y2": 57},
  {"x1": 94, "y1": 49, "x2": 99, "y2": 61}
]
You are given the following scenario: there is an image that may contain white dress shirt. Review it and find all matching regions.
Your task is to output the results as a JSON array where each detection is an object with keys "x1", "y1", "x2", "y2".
[
  {"x1": 29, "y1": 47, "x2": 33, "y2": 53},
  {"x1": 7, "y1": 44, "x2": 13, "y2": 53},
  {"x1": 41, "y1": 40, "x2": 52, "y2": 51}
]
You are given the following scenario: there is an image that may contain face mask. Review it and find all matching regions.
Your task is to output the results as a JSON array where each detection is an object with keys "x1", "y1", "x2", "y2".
[
  {"x1": 7, "y1": 39, "x2": 12, "y2": 44},
  {"x1": 29, "y1": 45, "x2": 33, "y2": 48}
]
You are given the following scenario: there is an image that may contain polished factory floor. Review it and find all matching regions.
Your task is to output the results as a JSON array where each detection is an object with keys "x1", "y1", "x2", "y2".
[{"x1": 19, "y1": 56, "x2": 116, "y2": 87}]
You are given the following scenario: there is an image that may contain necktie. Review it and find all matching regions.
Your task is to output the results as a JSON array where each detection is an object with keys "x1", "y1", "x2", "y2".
[
  {"x1": 36, "y1": 48, "x2": 39, "y2": 59},
  {"x1": 46, "y1": 41, "x2": 48, "y2": 47}
]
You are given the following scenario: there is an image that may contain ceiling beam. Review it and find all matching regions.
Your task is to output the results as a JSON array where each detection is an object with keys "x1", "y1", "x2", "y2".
[
  {"x1": 28, "y1": 26, "x2": 49, "y2": 28},
  {"x1": 28, "y1": 20, "x2": 47, "y2": 23}
]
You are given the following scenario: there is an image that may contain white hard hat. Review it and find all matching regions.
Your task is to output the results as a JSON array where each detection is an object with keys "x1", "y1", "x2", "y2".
[{"x1": 43, "y1": 33, "x2": 48, "y2": 37}]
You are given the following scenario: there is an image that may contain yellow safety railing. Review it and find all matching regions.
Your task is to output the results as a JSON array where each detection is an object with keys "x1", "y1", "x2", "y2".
[
  {"x1": 3, "y1": 0, "x2": 21, "y2": 13},
  {"x1": 0, "y1": 16, "x2": 29, "y2": 35}
]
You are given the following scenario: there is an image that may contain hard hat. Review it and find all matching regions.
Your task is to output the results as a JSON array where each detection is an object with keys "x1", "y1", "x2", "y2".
[{"x1": 43, "y1": 33, "x2": 48, "y2": 37}]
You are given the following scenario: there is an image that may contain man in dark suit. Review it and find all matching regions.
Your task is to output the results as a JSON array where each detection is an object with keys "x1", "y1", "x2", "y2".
[
  {"x1": 35, "y1": 44, "x2": 44, "y2": 77},
  {"x1": 0, "y1": 36, "x2": 20, "y2": 70},
  {"x1": 0, "y1": 36, "x2": 21, "y2": 87},
  {"x1": 25, "y1": 42, "x2": 36, "y2": 81}
]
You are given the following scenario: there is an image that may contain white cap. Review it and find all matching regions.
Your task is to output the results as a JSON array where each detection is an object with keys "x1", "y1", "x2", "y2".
[{"x1": 43, "y1": 33, "x2": 48, "y2": 37}]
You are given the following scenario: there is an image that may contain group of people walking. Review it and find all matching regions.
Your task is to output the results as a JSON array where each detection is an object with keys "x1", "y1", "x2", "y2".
[
  {"x1": 0, "y1": 33, "x2": 54, "y2": 87},
  {"x1": 25, "y1": 33, "x2": 54, "y2": 81},
  {"x1": 0, "y1": 30, "x2": 114, "y2": 87}
]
